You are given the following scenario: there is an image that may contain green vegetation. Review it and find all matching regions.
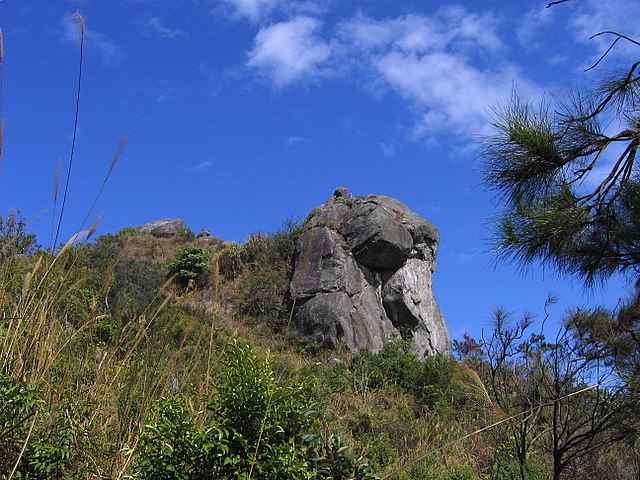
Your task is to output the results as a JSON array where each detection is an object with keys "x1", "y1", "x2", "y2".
[
  {"x1": 0, "y1": 215, "x2": 638, "y2": 478},
  {"x1": 169, "y1": 246, "x2": 210, "y2": 289}
]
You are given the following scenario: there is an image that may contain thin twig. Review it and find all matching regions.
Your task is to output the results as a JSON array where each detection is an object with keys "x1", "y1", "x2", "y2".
[
  {"x1": 591, "y1": 31, "x2": 640, "y2": 49},
  {"x1": 546, "y1": 0, "x2": 571, "y2": 7},
  {"x1": 53, "y1": 12, "x2": 85, "y2": 249},
  {"x1": 585, "y1": 37, "x2": 621, "y2": 72}
]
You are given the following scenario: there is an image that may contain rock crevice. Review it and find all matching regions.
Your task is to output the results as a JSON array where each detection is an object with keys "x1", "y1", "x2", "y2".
[{"x1": 290, "y1": 188, "x2": 450, "y2": 357}]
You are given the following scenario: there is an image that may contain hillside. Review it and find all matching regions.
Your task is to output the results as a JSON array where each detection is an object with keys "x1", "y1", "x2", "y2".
[{"x1": 1, "y1": 207, "x2": 637, "y2": 479}]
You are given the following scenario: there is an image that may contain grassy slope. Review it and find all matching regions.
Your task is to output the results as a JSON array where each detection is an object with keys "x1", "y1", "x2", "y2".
[{"x1": 0, "y1": 226, "x2": 532, "y2": 479}]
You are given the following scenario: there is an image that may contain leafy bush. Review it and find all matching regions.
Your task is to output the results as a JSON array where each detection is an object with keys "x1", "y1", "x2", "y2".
[
  {"x1": 134, "y1": 396, "x2": 224, "y2": 480},
  {"x1": 491, "y1": 442, "x2": 544, "y2": 480},
  {"x1": 0, "y1": 375, "x2": 39, "y2": 472},
  {"x1": 351, "y1": 341, "x2": 480, "y2": 411},
  {"x1": 402, "y1": 461, "x2": 479, "y2": 480},
  {"x1": 134, "y1": 341, "x2": 376, "y2": 479},
  {"x1": 23, "y1": 419, "x2": 77, "y2": 479},
  {"x1": 0, "y1": 376, "x2": 80, "y2": 479},
  {"x1": 168, "y1": 246, "x2": 210, "y2": 289}
]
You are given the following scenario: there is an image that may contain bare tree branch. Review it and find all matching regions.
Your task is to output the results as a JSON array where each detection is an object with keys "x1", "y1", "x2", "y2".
[
  {"x1": 591, "y1": 31, "x2": 640, "y2": 48},
  {"x1": 546, "y1": 0, "x2": 572, "y2": 8}
]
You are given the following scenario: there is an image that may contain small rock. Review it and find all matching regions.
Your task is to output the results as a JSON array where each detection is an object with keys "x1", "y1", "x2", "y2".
[{"x1": 138, "y1": 219, "x2": 188, "y2": 238}]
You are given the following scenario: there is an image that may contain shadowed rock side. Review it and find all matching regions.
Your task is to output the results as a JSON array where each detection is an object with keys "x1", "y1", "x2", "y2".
[{"x1": 290, "y1": 188, "x2": 451, "y2": 358}]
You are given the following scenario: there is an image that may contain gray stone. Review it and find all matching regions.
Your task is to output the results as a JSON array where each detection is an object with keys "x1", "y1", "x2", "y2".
[
  {"x1": 343, "y1": 203, "x2": 413, "y2": 270},
  {"x1": 382, "y1": 259, "x2": 450, "y2": 357},
  {"x1": 290, "y1": 227, "x2": 362, "y2": 298},
  {"x1": 290, "y1": 188, "x2": 450, "y2": 357},
  {"x1": 139, "y1": 219, "x2": 188, "y2": 238},
  {"x1": 294, "y1": 292, "x2": 353, "y2": 348}
]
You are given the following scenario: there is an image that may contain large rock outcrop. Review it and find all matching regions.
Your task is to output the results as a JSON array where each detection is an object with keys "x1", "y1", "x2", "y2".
[{"x1": 290, "y1": 188, "x2": 450, "y2": 357}]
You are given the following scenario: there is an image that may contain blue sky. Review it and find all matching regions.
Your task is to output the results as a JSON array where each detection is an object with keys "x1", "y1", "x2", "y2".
[{"x1": 1, "y1": 0, "x2": 638, "y2": 341}]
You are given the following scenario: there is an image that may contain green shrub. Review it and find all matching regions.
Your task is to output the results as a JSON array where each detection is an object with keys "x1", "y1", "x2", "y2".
[
  {"x1": 491, "y1": 442, "x2": 545, "y2": 480},
  {"x1": 168, "y1": 246, "x2": 210, "y2": 289},
  {"x1": 134, "y1": 341, "x2": 376, "y2": 479},
  {"x1": 0, "y1": 375, "x2": 39, "y2": 472},
  {"x1": 23, "y1": 419, "x2": 77, "y2": 479},
  {"x1": 402, "y1": 461, "x2": 479, "y2": 480},
  {"x1": 134, "y1": 396, "x2": 225, "y2": 480},
  {"x1": 351, "y1": 341, "x2": 476, "y2": 411},
  {"x1": 0, "y1": 376, "x2": 81, "y2": 479},
  {"x1": 271, "y1": 219, "x2": 303, "y2": 268}
]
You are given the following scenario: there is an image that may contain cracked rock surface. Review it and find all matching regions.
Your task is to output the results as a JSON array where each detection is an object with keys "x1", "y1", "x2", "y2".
[{"x1": 290, "y1": 188, "x2": 451, "y2": 357}]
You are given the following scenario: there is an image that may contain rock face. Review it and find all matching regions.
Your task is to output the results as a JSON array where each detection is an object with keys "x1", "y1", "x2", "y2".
[
  {"x1": 290, "y1": 188, "x2": 450, "y2": 357},
  {"x1": 138, "y1": 219, "x2": 187, "y2": 237}
]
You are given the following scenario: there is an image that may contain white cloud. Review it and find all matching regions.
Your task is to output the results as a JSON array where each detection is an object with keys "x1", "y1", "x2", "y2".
[
  {"x1": 572, "y1": 0, "x2": 640, "y2": 59},
  {"x1": 374, "y1": 51, "x2": 539, "y2": 137},
  {"x1": 247, "y1": 16, "x2": 331, "y2": 87},
  {"x1": 339, "y1": 8, "x2": 502, "y2": 54},
  {"x1": 191, "y1": 160, "x2": 214, "y2": 170},
  {"x1": 62, "y1": 13, "x2": 124, "y2": 66},
  {"x1": 220, "y1": 0, "x2": 324, "y2": 22},
  {"x1": 337, "y1": 9, "x2": 540, "y2": 139},
  {"x1": 285, "y1": 135, "x2": 306, "y2": 146},
  {"x1": 143, "y1": 17, "x2": 187, "y2": 39},
  {"x1": 517, "y1": 6, "x2": 554, "y2": 47},
  {"x1": 221, "y1": 0, "x2": 285, "y2": 22}
]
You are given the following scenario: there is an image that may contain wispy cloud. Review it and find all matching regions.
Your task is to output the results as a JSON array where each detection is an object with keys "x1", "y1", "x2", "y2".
[
  {"x1": 247, "y1": 16, "x2": 331, "y2": 87},
  {"x1": 380, "y1": 141, "x2": 396, "y2": 158},
  {"x1": 142, "y1": 17, "x2": 187, "y2": 39},
  {"x1": 156, "y1": 89, "x2": 172, "y2": 102},
  {"x1": 339, "y1": 7, "x2": 503, "y2": 53},
  {"x1": 191, "y1": 160, "x2": 214, "y2": 171},
  {"x1": 338, "y1": 8, "x2": 541, "y2": 139},
  {"x1": 220, "y1": 0, "x2": 324, "y2": 23},
  {"x1": 516, "y1": 6, "x2": 554, "y2": 47},
  {"x1": 220, "y1": 0, "x2": 285, "y2": 22},
  {"x1": 285, "y1": 136, "x2": 306, "y2": 147},
  {"x1": 455, "y1": 248, "x2": 482, "y2": 263},
  {"x1": 571, "y1": 0, "x2": 640, "y2": 60},
  {"x1": 62, "y1": 12, "x2": 124, "y2": 66}
]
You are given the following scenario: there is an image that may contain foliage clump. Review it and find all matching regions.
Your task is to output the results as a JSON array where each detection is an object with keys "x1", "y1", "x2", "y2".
[
  {"x1": 168, "y1": 246, "x2": 210, "y2": 289},
  {"x1": 134, "y1": 342, "x2": 377, "y2": 480}
]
